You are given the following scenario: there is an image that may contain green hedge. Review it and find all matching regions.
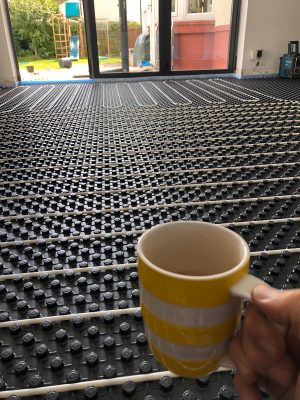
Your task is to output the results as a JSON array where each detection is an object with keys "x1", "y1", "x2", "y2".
[{"x1": 8, "y1": 0, "x2": 59, "y2": 58}]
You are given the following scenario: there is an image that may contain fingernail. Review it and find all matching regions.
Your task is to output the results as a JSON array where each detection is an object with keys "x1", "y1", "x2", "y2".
[
  {"x1": 258, "y1": 339, "x2": 278, "y2": 359},
  {"x1": 252, "y1": 285, "x2": 278, "y2": 302}
]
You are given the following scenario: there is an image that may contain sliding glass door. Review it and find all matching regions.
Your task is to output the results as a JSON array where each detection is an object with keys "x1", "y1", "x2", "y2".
[
  {"x1": 82, "y1": 0, "x2": 240, "y2": 78},
  {"x1": 93, "y1": 0, "x2": 159, "y2": 74},
  {"x1": 6, "y1": 0, "x2": 240, "y2": 81}
]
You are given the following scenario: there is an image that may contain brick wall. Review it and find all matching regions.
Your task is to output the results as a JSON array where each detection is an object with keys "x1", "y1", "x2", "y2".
[{"x1": 172, "y1": 20, "x2": 230, "y2": 70}]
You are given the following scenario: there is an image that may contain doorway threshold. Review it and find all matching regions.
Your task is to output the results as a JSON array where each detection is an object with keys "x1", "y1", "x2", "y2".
[{"x1": 19, "y1": 78, "x2": 97, "y2": 85}]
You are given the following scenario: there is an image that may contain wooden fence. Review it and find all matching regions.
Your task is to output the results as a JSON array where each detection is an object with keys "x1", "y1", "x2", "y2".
[{"x1": 97, "y1": 27, "x2": 141, "y2": 56}]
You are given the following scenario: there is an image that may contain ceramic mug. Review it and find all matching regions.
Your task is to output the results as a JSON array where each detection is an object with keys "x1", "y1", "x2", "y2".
[{"x1": 137, "y1": 221, "x2": 265, "y2": 378}]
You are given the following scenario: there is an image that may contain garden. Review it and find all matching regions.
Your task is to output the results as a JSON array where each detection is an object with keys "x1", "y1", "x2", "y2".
[{"x1": 8, "y1": 0, "x2": 141, "y2": 80}]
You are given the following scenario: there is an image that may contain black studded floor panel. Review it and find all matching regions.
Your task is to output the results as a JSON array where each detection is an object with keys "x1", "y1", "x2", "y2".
[{"x1": 1, "y1": 77, "x2": 300, "y2": 400}]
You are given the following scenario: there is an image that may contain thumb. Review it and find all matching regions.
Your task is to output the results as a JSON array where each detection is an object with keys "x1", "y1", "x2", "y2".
[{"x1": 251, "y1": 285, "x2": 300, "y2": 327}]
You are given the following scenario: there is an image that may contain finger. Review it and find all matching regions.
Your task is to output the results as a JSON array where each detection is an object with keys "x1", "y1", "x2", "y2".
[
  {"x1": 228, "y1": 334, "x2": 257, "y2": 384},
  {"x1": 230, "y1": 334, "x2": 297, "y2": 399},
  {"x1": 234, "y1": 372, "x2": 262, "y2": 400},
  {"x1": 296, "y1": 374, "x2": 300, "y2": 399},
  {"x1": 243, "y1": 304, "x2": 286, "y2": 362},
  {"x1": 285, "y1": 320, "x2": 300, "y2": 367},
  {"x1": 257, "y1": 376, "x2": 268, "y2": 395},
  {"x1": 252, "y1": 286, "x2": 300, "y2": 327},
  {"x1": 252, "y1": 286, "x2": 300, "y2": 366},
  {"x1": 266, "y1": 354, "x2": 298, "y2": 399},
  {"x1": 243, "y1": 334, "x2": 296, "y2": 386}
]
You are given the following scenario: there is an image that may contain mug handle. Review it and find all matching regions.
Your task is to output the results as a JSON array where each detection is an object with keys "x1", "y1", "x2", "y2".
[
  {"x1": 230, "y1": 274, "x2": 267, "y2": 301},
  {"x1": 219, "y1": 274, "x2": 267, "y2": 371}
]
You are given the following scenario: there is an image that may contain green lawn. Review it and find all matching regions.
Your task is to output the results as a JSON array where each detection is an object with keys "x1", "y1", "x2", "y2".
[
  {"x1": 18, "y1": 56, "x2": 121, "y2": 70},
  {"x1": 99, "y1": 56, "x2": 121, "y2": 64}
]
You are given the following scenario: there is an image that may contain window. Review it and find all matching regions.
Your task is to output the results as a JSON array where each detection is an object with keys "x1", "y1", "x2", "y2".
[
  {"x1": 171, "y1": 0, "x2": 176, "y2": 12},
  {"x1": 171, "y1": 0, "x2": 177, "y2": 15},
  {"x1": 187, "y1": 0, "x2": 213, "y2": 14}
]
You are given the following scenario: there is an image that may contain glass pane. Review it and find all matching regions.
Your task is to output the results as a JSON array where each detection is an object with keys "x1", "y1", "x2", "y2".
[
  {"x1": 8, "y1": 0, "x2": 89, "y2": 81},
  {"x1": 172, "y1": 0, "x2": 233, "y2": 71},
  {"x1": 203, "y1": 0, "x2": 213, "y2": 13},
  {"x1": 94, "y1": 0, "x2": 159, "y2": 74},
  {"x1": 187, "y1": 0, "x2": 202, "y2": 13},
  {"x1": 172, "y1": 0, "x2": 176, "y2": 13},
  {"x1": 187, "y1": 0, "x2": 213, "y2": 13}
]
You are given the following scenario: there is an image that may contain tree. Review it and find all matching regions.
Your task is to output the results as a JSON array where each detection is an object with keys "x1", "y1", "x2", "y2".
[{"x1": 8, "y1": 0, "x2": 59, "y2": 58}]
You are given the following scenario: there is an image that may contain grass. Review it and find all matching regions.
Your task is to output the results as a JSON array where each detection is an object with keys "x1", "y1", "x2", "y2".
[
  {"x1": 18, "y1": 56, "x2": 121, "y2": 70},
  {"x1": 18, "y1": 56, "x2": 87, "y2": 70},
  {"x1": 100, "y1": 56, "x2": 121, "y2": 64}
]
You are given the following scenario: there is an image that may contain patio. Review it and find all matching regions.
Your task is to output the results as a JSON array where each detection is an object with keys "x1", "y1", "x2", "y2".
[{"x1": 19, "y1": 62, "x2": 124, "y2": 82}]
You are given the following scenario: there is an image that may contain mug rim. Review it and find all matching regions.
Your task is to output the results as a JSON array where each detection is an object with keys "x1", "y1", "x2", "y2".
[{"x1": 137, "y1": 221, "x2": 250, "y2": 281}]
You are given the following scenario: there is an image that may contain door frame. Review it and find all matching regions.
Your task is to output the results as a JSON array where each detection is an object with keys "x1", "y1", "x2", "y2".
[
  {"x1": 2, "y1": 0, "x2": 21, "y2": 82},
  {"x1": 4, "y1": 0, "x2": 241, "y2": 82}
]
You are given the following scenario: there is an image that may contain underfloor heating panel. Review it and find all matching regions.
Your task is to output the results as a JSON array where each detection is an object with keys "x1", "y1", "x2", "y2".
[{"x1": 1, "y1": 77, "x2": 300, "y2": 399}]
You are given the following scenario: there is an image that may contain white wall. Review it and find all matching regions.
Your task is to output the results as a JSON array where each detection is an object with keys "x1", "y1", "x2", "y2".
[
  {"x1": 235, "y1": 0, "x2": 248, "y2": 76},
  {"x1": 236, "y1": 0, "x2": 300, "y2": 77},
  {"x1": 93, "y1": 0, "x2": 140, "y2": 23},
  {"x1": 94, "y1": 0, "x2": 119, "y2": 22},
  {"x1": 214, "y1": 0, "x2": 232, "y2": 27},
  {"x1": 127, "y1": 0, "x2": 141, "y2": 23},
  {"x1": 0, "y1": 2, "x2": 18, "y2": 86},
  {"x1": 149, "y1": 0, "x2": 158, "y2": 66}
]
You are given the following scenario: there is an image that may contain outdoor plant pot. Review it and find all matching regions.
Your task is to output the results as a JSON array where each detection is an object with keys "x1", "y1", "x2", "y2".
[
  {"x1": 59, "y1": 58, "x2": 72, "y2": 68},
  {"x1": 26, "y1": 65, "x2": 34, "y2": 73}
]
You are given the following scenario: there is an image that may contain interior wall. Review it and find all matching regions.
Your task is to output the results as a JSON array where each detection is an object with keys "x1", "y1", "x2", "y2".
[
  {"x1": 0, "y1": 1, "x2": 18, "y2": 86},
  {"x1": 236, "y1": 0, "x2": 300, "y2": 77}
]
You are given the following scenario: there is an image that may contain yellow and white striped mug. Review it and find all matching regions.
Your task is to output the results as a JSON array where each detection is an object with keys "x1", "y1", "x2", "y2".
[{"x1": 137, "y1": 221, "x2": 265, "y2": 378}]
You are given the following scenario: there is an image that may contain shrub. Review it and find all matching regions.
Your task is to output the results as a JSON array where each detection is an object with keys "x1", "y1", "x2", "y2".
[{"x1": 8, "y1": 0, "x2": 59, "y2": 58}]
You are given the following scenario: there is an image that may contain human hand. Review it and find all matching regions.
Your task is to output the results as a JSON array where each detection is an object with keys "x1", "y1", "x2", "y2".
[{"x1": 228, "y1": 285, "x2": 300, "y2": 400}]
